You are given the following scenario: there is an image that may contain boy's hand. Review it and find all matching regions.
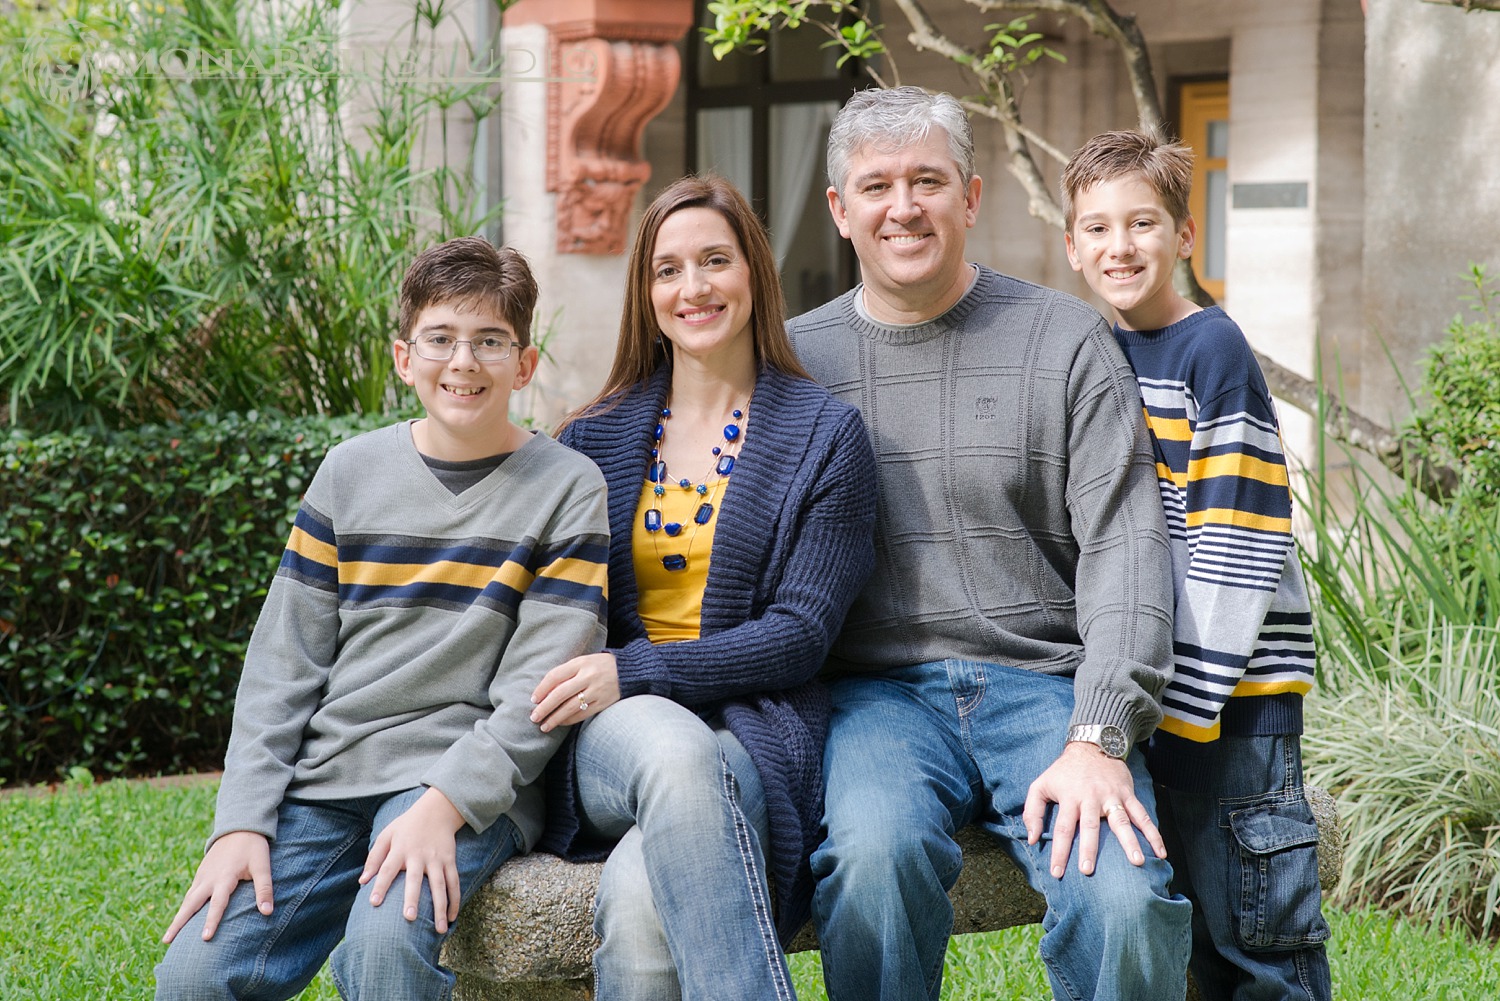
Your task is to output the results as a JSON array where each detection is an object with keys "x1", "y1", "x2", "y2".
[
  {"x1": 361, "y1": 787, "x2": 467, "y2": 933},
  {"x1": 1022, "y1": 741, "x2": 1168, "y2": 878},
  {"x1": 161, "y1": 830, "x2": 273, "y2": 944},
  {"x1": 530, "y1": 652, "x2": 620, "y2": 732}
]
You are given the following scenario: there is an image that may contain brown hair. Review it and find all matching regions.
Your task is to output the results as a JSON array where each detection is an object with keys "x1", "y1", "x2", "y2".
[
  {"x1": 397, "y1": 238, "x2": 539, "y2": 347},
  {"x1": 1061, "y1": 129, "x2": 1195, "y2": 229},
  {"x1": 557, "y1": 175, "x2": 809, "y2": 435}
]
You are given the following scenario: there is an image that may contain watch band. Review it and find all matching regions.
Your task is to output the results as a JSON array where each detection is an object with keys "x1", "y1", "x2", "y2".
[{"x1": 1066, "y1": 723, "x2": 1130, "y2": 760}]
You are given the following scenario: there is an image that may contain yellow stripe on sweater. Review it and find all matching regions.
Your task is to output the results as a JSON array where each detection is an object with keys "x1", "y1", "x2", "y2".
[
  {"x1": 340, "y1": 559, "x2": 535, "y2": 592},
  {"x1": 1144, "y1": 413, "x2": 1192, "y2": 442},
  {"x1": 1156, "y1": 715, "x2": 1221, "y2": 742},
  {"x1": 537, "y1": 556, "x2": 610, "y2": 592},
  {"x1": 1185, "y1": 507, "x2": 1292, "y2": 534},
  {"x1": 1232, "y1": 677, "x2": 1314, "y2": 697},
  {"x1": 287, "y1": 526, "x2": 337, "y2": 568},
  {"x1": 1187, "y1": 452, "x2": 1289, "y2": 486}
]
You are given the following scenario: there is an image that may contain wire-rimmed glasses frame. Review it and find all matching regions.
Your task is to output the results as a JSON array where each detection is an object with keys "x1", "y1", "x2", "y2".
[{"x1": 406, "y1": 332, "x2": 522, "y2": 363}]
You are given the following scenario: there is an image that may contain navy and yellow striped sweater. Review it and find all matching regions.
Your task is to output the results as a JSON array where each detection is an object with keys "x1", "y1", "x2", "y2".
[
  {"x1": 1114, "y1": 307, "x2": 1315, "y2": 743},
  {"x1": 211, "y1": 423, "x2": 609, "y2": 851}
]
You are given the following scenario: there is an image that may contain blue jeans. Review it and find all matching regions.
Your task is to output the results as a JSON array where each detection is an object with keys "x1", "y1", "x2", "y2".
[
  {"x1": 811, "y1": 661, "x2": 1192, "y2": 1001},
  {"x1": 575, "y1": 694, "x2": 793, "y2": 1001},
  {"x1": 154, "y1": 787, "x2": 521, "y2": 1001},
  {"x1": 1149, "y1": 733, "x2": 1332, "y2": 1001}
]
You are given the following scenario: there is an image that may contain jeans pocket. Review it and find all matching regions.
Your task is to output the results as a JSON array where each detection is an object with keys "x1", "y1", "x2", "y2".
[{"x1": 1227, "y1": 793, "x2": 1331, "y2": 951}]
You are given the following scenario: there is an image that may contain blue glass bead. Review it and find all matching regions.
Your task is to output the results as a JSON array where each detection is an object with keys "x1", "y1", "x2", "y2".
[
  {"x1": 715, "y1": 455, "x2": 735, "y2": 476},
  {"x1": 661, "y1": 407, "x2": 671, "y2": 417},
  {"x1": 723, "y1": 423, "x2": 741, "y2": 442},
  {"x1": 643, "y1": 509, "x2": 662, "y2": 532},
  {"x1": 694, "y1": 502, "x2": 714, "y2": 525},
  {"x1": 664, "y1": 522, "x2": 682, "y2": 537},
  {"x1": 696, "y1": 483, "x2": 708, "y2": 495},
  {"x1": 654, "y1": 423, "x2": 663, "y2": 440},
  {"x1": 662, "y1": 554, "x2": 687, "y2": 571},
  {"x1": 648, "y1": 460, "x2": 666, "y2": 483},
  {"x1": 678, "y1": 478, "x2": 691, "y2": 489},
  {"x1": 712, "y1": 446, "x2": 722, "y2": 456},
  {"x1": 651, "y1": 448, "x2": 659, "y2": 458},
  {"x1": 653, "y1": 484, "x2": 665, "y2": 497},
  {"x1": 733, "y1": 409, "x2": 743, "y2": 419}
]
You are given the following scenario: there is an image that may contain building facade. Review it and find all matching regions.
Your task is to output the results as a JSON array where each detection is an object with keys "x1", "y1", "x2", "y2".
[{"x1": 394, "y1": 0, "x2": 1496, "y2": 445}]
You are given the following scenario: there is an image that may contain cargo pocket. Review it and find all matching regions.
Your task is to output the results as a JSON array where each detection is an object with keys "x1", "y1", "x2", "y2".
[{"x1": 1227, "y1": 793, "x2": 1331, "y2": 951}]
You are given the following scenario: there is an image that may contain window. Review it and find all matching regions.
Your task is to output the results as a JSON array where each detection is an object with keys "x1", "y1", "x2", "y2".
[
  {"x1": 687, "y1": 7, "x2": 862, "y2": 315},
  {"x1": 1176, "y1": 79, "x2": 1229, "y2": 302}
]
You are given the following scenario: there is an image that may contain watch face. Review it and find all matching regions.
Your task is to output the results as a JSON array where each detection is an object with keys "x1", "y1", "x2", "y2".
[{"x1": 1099, "y1": 725, "x2": 1129, "y2": 759}]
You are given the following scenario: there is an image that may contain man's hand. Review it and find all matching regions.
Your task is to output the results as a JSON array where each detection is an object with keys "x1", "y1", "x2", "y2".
[
  {"x1": 162, "y1": 830, "x2": 273, "y2": 944},
  {"x1": 360, "y1": 787, "x2": 467, "y2": 933},
  {"x1": 1022, "y1": 741, "x2": 1168, "y2": 878},
  {"x1": 530, "y1": 652, "x2": 621, "y2": 733}
]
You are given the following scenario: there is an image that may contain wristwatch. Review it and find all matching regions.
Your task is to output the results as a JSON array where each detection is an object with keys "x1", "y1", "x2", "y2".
[{"x1": 1067, "y1": 723, "x2": 1130, "y2": 760}]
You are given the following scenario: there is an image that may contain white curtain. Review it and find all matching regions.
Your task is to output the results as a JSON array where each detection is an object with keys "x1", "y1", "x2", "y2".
[
  {"x1": 770, "y1": 101, "x2": 838, "y2": 265},
  {"x1": 697, "y1": 107, "x2": 754, "y2": 199}
]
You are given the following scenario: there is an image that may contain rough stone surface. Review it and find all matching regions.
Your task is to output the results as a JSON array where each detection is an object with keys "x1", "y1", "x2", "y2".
[
  {"x1": 444, "y1": 853, "x2": 603, "y2": 999},
  {"x1": 450, "y1": 789, "x2": 1343, "y2": 999},
  {"x1": 1307, "y1": 784, "x2": 1343, "y2": 893}
]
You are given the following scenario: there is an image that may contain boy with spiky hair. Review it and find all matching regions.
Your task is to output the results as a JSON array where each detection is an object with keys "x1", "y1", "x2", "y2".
[
  {"x1": 155, "y1": 238, "x2": 609, "y2": 1000},
  {"x1": 1063, "y1": 130, "x2": 1331, "y2": 1000}
]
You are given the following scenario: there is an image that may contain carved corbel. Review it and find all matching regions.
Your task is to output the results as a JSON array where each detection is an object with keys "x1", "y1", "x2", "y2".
[
  {"x1": 550, "y1": 38, "x2": 679, "y2": 254},
  {"x1": 506, "y1": 0, "x2": 694, "y2": 255}
]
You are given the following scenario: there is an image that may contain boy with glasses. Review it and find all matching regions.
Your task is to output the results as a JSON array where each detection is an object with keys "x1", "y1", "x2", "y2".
[{"x1": 155, "y1": 237, "x2": 609, "y2": 1000}]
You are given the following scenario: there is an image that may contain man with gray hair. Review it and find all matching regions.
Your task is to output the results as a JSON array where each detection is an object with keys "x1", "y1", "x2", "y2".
[{"x1": 789, "y1": 85, "x2": 1192, "y2": 1000}]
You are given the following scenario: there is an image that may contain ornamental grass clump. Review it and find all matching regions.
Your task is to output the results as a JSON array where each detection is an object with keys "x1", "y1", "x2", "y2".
[
  {"x1": 1304, "y1": 614, "x2": 1500, "y2": 935},
  {"x1": 1299, "y1": 266, "x2": 1500, "y2": 934}
]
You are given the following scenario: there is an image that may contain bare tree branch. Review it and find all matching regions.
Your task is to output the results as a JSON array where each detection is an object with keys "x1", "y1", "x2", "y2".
[
  {"x1": 881, "y1": 0, "x2": 1458, "y2": 499},
  {"x1": 1421, "y1": 0, "x2": 1500, "y2": 11},
  {"x1": 711, "y1": 0, "x2": 1461, "y2": 499}
]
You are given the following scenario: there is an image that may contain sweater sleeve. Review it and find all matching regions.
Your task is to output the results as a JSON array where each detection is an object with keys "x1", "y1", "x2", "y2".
[
  {"x1": 421, "y1": 478, "x2": 610, "y2": 833},
  {"x1": 612, "y1": 408, "x2": 877, "y2": 705},
  {"x1": 210, "y1": 491, "x2": 342, "y2": 849},
  {"x1": 1063, "y1": 325, "x2": 1177, "y2": 745},
  {"x1": 1163, "y1": 371, "x2": 1296, "y2": 738}
]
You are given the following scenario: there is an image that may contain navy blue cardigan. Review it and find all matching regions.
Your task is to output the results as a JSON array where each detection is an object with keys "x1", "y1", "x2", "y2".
[{"x1": 541, "y1": 365, "x2": 877, "y2": 944}]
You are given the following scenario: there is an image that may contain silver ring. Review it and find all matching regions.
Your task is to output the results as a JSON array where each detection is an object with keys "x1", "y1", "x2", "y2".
[{"x1": 579, "y1": 699, "x2": 589, "y2": 712}]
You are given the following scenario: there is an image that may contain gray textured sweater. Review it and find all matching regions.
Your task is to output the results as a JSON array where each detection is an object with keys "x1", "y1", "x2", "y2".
[
  {"x1": 211, "y1": 423, "x2": 609, "y2": 851},
  {"x1": 788, "y1": 266, "x2": 1174, "y2": 742}
]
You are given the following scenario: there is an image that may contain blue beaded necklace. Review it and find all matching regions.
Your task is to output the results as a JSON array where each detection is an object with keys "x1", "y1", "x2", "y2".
[{"x1": 645, "y1": 401, "x2": 747, "y2": 572}]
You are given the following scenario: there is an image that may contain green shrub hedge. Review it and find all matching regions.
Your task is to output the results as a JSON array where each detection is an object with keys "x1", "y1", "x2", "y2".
[{"x1": 0, "y1": 410, "x2": 391, "y2": 784}]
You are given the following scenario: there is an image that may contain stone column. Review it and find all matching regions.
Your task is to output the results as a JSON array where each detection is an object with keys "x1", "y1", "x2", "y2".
[{"x1": 500, "y1": 0, "x2": 693, "y2": 427}]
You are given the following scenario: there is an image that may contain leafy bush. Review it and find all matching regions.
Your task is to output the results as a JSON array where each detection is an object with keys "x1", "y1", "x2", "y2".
[
  {"x1": 1301, "y1": 450, "x2": 1500, "y2": 934},
  {"x1": 0, "y1": 0, "x2": 505, "y2": 429},
  {"x1": 1299, "y1": 270, "x2": 1500, "y2": 933},
  {"x1": 0, "y1": 410, "x2": 390, "y2": 784},
  {"x1": 1403, "y1": 264, "x2": 1500, "y2": 499}
]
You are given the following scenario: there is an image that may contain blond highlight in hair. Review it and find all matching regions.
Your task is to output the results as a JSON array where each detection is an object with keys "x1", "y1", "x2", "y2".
[{"x1": 1061, "y1": 129, "x2": 1195, "y2": 230}]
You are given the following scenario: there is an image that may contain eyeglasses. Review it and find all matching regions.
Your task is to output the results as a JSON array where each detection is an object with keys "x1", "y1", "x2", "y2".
[{"x1": 406, "y1": 333, "x2": 522, "y2": 363}]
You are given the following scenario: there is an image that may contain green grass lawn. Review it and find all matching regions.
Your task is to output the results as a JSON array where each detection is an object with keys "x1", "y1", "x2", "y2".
[{"x1": 4, "y1": 775, "x2": 1497, "y2": 999}]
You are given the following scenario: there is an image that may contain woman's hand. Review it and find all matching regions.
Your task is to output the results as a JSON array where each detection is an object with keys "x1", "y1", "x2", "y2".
[{"x1": 530, "y1": 652, "x2": 621, "y2": 732}]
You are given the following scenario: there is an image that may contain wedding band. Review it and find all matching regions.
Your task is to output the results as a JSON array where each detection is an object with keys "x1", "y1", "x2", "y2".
[
  {"x1": 579, "y1": 699, "x2": 589, "y2": 712},
  {"x1": 1103, "y1": 802, "x2": 1125, "y2": 815}
]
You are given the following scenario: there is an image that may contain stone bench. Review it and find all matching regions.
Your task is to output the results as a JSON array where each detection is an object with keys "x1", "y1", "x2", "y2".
[{"x1": 445, "y1": 787, "x2": 1342, "y2": 1001}]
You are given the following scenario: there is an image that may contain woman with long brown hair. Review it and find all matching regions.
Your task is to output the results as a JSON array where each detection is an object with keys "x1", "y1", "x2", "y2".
[{"x1": 530, "y1": 175, "x2": 876, "y2": 999}]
